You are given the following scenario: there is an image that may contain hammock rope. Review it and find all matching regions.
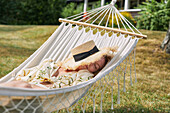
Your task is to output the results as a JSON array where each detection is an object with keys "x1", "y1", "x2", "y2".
[{"x1": 0, "y1": 0, "x2": 147, "y2": 112}]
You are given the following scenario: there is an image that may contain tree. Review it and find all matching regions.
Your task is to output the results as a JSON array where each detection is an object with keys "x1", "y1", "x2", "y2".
[
  {"x1": 136, "y1": 0, "x2": 170, "y2": 31},
  {"x1": 0, "y1": 0, "x2": 67, "y2": 25},
  {"x1": 161, "y1": 23, "x2": 170, "y2": 54}
]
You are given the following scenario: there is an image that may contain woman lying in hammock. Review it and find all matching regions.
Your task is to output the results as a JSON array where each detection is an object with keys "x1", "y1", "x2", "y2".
[{"x1": 0, "y1": 40, "x2": 117, "y2": 89}]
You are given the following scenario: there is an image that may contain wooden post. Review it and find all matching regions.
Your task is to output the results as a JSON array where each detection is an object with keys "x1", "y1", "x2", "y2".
[
  {"x1": 101, "y1": 0, "x2": 105, "y2": 6},
  {"x1": 84, "y1": 0, "x2": 88, "y2": 13},
  {"x1": 124, "y1": 0, "x2": 129, "y2": 10}
]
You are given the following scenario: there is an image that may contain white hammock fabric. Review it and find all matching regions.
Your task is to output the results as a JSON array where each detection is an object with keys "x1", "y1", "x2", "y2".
[{"x1": 0, "y1": 1, "x2": 146, "y2": 113}]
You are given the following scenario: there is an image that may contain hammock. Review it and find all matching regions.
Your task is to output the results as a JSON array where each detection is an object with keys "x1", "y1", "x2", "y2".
[{"x1": 0, "y1": 0, "x2": 147, "y2": 112}]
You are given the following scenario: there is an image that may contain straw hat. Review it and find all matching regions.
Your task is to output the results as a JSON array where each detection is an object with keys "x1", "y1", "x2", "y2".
[{"x1": 59, "y1": 40, "x2": 118, "y2": 70}]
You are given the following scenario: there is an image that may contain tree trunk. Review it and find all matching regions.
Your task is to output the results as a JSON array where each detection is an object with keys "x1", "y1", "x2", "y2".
[{"x1": 161, "y1": 23, "x2": 170, "y2": 54}]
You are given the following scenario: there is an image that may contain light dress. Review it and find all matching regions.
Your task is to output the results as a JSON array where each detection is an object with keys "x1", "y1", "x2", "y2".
[{"x1": 16, "y1": 59, "x2": 94, "y2": 89}]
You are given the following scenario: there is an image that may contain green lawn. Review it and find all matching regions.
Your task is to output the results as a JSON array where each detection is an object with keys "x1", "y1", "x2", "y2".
[{"x1": 0, "y1": 25, "x2": 169, "y2": 112}]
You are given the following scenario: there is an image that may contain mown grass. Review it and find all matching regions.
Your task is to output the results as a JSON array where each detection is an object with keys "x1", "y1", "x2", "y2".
[
  {"x1": 0, "y1": 25, "x2": 57, "y2": 77},
  {"x1": 0, "y1": 25, "x2": 169, "y2": 112}
]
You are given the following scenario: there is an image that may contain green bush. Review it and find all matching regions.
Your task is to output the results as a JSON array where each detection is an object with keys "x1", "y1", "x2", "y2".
[
  {"x1": 136, "y1": 0, "x2": 170, "y2": 31},
  {"x1": 0, "y1": 0, "x2": 66, "y2": 25},
  {"x1": 61, "y1": 1, "x2": 103, "y2": 19},
  {"x1": 61, "y1": 3, "x2": 84, "y2": 18},
  {"x1": 108, "y1": 12, "x2": 136, "y2": 28}
]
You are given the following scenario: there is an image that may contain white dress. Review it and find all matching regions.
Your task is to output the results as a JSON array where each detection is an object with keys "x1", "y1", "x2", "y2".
[{"x1": 16, "y1": 59, "x2": 94, "y2": 89}]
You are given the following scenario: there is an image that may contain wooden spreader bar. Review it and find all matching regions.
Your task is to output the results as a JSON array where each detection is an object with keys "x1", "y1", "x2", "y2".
[{"x1": 59, "y1": 18, "x2": 147, "y2": 39}]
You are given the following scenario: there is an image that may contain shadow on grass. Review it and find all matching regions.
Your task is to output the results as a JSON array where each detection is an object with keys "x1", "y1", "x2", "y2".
[
  {"x1": 0, "y1": 43, "x2": 36, "y2": 57},
  {"x1": 0, "y1": 44, "x2": 37, "y2": 77},
  {"x1": 0, "y1": 38, "x2": 27, "y2": 41},
  {"x1": 0, "y1": 101, "x2": 166, "y2": 113},
  {"x1": 0, "y1": 26, "x2": 34, "y2": 32},
  {"x1": 76, "y1": 104, "x2": 165, "y2": 113}
]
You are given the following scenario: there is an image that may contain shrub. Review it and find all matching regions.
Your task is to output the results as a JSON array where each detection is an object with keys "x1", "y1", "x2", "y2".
[
  {"x1": 0, "y1": 0, "x2": 67, "y2": 25},
  {"x1": 136, "y1": 0, "x2": 170, "y2": 31},
  {"x1": 61, "y1": 1, "x2": 106, "y2": 19},
  {"x1": 109, "y1": 12, "x2": 136, "y2": 28},
  {"x1": 61, "y1": 3, "x2": 84, "y2": 18}
]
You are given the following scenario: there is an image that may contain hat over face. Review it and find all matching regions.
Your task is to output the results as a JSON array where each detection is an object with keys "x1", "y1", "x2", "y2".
[
  {"x1": 59, "y1": 40, "x2": 118, "y2": 71},
  {"x1": 71, "y1": 40, "x2": 99, "y2": 62}
]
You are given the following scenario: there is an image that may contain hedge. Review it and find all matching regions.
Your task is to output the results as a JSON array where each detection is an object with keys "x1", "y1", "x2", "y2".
[{"x1": 0, "y1": 0, "x2": 66, "y2": 25}]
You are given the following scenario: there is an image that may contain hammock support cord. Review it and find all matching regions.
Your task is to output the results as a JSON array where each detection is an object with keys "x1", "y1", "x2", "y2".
[
  {"x1": 0, "y1": 1, "x2": 147, "y2": 112},
  {"x1": 0, "y1": 25, "x2": 139, "y2": 112}
]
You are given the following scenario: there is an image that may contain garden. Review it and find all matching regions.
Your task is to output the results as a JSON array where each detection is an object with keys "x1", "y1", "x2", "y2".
[{"x1": 0, "y1": 0, "x2": 169, "y2": 112}]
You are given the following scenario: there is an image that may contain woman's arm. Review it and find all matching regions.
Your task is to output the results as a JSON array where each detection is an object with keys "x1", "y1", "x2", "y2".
[{"x1": 0, "y1": 80, "x2": 46, "y2": 89}]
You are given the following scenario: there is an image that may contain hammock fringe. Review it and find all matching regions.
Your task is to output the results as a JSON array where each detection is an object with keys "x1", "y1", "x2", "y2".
[{"x1": 0, "y1": 1, "x2": 146, "y2": 112}]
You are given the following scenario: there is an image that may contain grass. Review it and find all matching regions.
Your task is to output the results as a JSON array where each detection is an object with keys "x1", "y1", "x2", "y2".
[
  {"x1": 0, "y1": 25, "x2": 169, "y2": 112},
  {"x1": 0, "y1": 25, "x2": 57, "y2": 76}
]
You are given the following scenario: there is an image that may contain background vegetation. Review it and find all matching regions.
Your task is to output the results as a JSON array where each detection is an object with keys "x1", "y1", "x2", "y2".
[
  {"x1": 108, "y1": 12, "x2": 136, "y2": 28},
  {"x1": 0, "y1": 25, "x2": 169, "y2": 112},
  {"x1": 136, "y1": 0, "x2": 170, "y2": 31},
  {"x1": 61, "y1": 1, "x2": 104, "y2": 18},
  {"x1": 0, "y1": 0, "x2": 66, "y2": 25},
  {"x1": 0, "y1": 0, "x2": 169, "y2": 31}
]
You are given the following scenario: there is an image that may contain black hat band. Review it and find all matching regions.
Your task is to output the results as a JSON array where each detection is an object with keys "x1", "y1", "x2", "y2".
[{"x1": 73, "y1": 46, "x2": 99, "y2": 62}]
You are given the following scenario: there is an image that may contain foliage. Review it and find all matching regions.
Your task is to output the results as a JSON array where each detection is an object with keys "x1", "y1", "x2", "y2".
[
  {"x1": 109, "y1": 12, "x2": 136, "y2": 28},
  {"x1": 61, "y1": 3, "x2": 84, "y2": 18},
  {"x1": 0, "y1": 0, "x2": 66, "y2": 25},
  {"x1": 136, "y1": 0, "x2": 170, "y2": 31},
  {"x1": 93, "y1": 1, "x2": 102, "y2": 9},
  {"x1": 61, "y1": 1, "x2": 108, "y2": 19}
]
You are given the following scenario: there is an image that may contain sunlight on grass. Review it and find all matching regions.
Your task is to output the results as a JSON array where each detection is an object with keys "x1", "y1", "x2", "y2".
[
  {"x1": 0, "y1": 25, "x2": 169, "y2": 112},
  {"x1": 0, "y1": 25, "x2": 57, "y2": 76}
]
